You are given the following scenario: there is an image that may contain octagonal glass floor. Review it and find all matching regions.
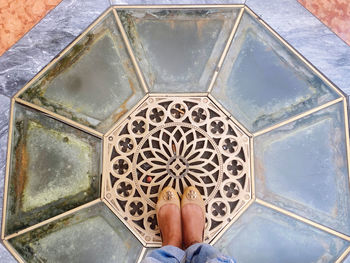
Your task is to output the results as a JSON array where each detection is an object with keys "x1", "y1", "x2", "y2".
[{"x1": 2, "y1": 5, "x2": 350, "y2": 263}]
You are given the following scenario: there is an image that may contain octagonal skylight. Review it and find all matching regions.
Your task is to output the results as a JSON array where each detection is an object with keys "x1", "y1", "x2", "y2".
[{"x1": 2, "y1": 5, "x2": 350, "y2": 263}]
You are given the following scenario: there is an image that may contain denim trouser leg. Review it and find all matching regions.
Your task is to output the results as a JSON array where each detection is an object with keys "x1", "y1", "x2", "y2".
[
  {"x1": 141, "y1": 244, "x2": 235, "y2": 263},
  {"x1": 141, "y1": 245, "x2": 185, "y2": 263},
  {"x1": 185, "y1": 243, "x2": 235, "y2": 263}
]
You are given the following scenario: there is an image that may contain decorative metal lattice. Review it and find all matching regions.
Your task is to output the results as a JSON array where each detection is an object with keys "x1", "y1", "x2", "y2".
[{"x1": 104, "y1": 96, "x2": 251, "y2": 245}]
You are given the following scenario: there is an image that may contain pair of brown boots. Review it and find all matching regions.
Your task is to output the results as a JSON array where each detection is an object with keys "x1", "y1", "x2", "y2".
[{"x1": 156, "y1": 186, "x2": 205, "y2": 249}]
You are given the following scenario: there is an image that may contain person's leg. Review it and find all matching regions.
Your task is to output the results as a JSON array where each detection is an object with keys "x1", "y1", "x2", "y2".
[
  {"x1": 181, "y1": 187, "x2": 235, "y2": 263},
  {"x1": 185, "y1": 243, "x2": 235, "y2": 263},
  {"x1": 142, "y1": 187, "x2": 184, "y2": 263},
  {"x1": 142, "y1": 245, "x2": 185, "y2": 263}
]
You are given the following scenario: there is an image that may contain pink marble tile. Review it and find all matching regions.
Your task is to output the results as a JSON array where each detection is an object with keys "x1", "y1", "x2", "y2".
[
  {"x1": 0, "y1": 0, "x2": 62, "y2": 56},
  {"x1": 299, "y1": 0, "x2": 350, "y2": 46}
]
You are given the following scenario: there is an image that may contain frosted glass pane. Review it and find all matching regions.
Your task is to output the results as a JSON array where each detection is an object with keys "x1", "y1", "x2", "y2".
[
  {"x1": 20, "y1": 12, "x2": 145, "y2": 133},
  {"x1": 118, "y1": 8, "x2": 240, "y2": 92},
  {"x1": 254, "y1": 101, "x2": 350, "y2": 235},
  {"x1": 5, "y1": 103, "x2": 101, "y2": 235},
  {"x1": 215, "y1": 203, "x2": 349, "y2": 263},
  {"x1": 211, "y1": 12, "x2": 339, "y2": 132},
  {"x1": 9, "y1": 203, "x2": 142, "y2": 263}
]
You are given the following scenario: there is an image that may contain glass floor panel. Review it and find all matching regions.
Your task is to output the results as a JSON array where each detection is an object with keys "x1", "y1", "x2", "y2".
[
  {"x1": 214, "y1": 203, "x2": 350, "y2": 263},
  {"x1": 8, "y1": 202, "x2": 142, "y2": 263},
  {"x1": 3, "y1": 5, "x2": 350, "y2": 263},
  {"x1": 19, "y1": 12, "x2": 145, "y2": 133},
  {"x1": 118, "y1": 8, "x2": 239, "y2": 93},
  {"x1": 254, "y1": 101, "x2": 350, "y2": 236},
  {"x1": 4, "y1": 103, "x2": 101, "y2": 235},
  {"x1": 211, "y1": 11, "x2": 339, "y2": 133}
]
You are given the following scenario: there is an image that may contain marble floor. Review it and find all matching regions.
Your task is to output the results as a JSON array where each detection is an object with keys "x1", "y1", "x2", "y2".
[
  {"x1": 1, "y1": 0, "x2": 350, "y2": 262},
  {"x1": 0, "y1": 0, "x2": 349, "y2": 56}
]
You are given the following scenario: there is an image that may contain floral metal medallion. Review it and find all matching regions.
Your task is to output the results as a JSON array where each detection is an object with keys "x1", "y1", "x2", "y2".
[{"x1": 104, "y1": 96, "x2": 251, "y2": 244}]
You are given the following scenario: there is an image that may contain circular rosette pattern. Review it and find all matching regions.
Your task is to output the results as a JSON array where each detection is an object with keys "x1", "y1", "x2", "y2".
[{"x1": 104, "y1": 96, "x2": 251, "y2": 245}]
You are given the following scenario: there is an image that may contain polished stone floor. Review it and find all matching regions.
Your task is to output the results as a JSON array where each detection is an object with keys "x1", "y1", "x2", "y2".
[{"x1": 1, "y1": 1, "x2": 350, "y2": 262}]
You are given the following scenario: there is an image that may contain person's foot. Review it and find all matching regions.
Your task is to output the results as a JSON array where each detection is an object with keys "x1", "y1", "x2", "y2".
[
  {"x1": 156, "y1": 187, "x2": 182, "y2": 248},
  {"x1": 181, "y1": 186, "x2": 205, "y2": 249}
]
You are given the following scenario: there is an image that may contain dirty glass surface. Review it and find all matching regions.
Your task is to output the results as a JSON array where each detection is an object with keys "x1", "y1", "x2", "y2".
[
  {"x1": 5, "y1": 103, "x2": 101, "y2": 235},
  {"x1": 215, "y1": 203, "x2": 350, "y2": 263},
  {"x1": 211, "y1": 11, "x2": 339, "y2": 133},
  {"x1": 2, "y1": 6, "x2": 350, "y2": 263},
  {"x1": 9, "y1": 202, "x2": 142, "y2": 263},
  {"x1": 118, "y1": 8, "x2": 239, "y2": 93},
  {"x1": 19, "y1": 12, "x2": 145, "y2": 133},
  {"x1": 254, "y1": 101, "x2": 350, "y2": 235}
]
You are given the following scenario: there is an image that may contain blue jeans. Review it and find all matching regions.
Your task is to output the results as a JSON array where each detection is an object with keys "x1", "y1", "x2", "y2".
[{"x1": 141, "y1": 243, "x2": 235, "y2": 263}]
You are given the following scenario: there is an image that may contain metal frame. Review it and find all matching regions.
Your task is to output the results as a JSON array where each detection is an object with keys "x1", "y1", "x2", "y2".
[
  {"x1": 15, "y1": 98, "x2": 104, "y2": 138},
  {"x1": 255, "y1": 199, "x2": 350, "y2": 242},
  {"x1": 207, "y1": 7, "x2": 244, "y2": 93},
  {"x1": 253, "y1": 97, "x2": 344, "y2": 137},
  {"x1": 3, "y1": 199, "x2": 102, "y2": 241},
  {"x1": 103, "y1": 94, "x2": 252, "y2": 246},
  {"x1": 1, "y1": 3, "x2": 350, "y2": 262},
  {"x1": 336, "y1": 246, "x2": 350, "y2": 263},
  {"x1": 1, "y1": 98, "x2": 15, "y2": 240},
  {"x1": 113, "y1": 9, "x2": 149, "y2": 93},
  {"x1": 136, "y1": 247, "x2": 148, "y2": 263}
]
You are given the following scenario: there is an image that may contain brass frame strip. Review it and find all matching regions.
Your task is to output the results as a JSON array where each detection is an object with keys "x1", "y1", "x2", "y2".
[
  {"x1": 3, "y1": 240, "x2": 25, "y2": 263},
  {"x1": 256, "y1": 199, "x2": 350, "y2": 241},
  {"x1": 1, "y1": 98, "x2": 15, "y2": 240},
  {"x1": 250, "y1": 136, "x2": 256, "y2": 198},
  {"x1": 13, "y1": 7, "x2": 114, "y2": 99},
  {"x1": 253, "y1": 97, "x2": 344, "y2": 137},
  {"x1": 336, "y1": 246, "x2": 350, "y2": 263},
  {"x1": 208, "y1": 93, "x2": 252, "y2": 137},
  {"x1": 209, "y1": 198, "x2": 254, "y2": 245},
  {"x1": 102, "y1": 198, "x2": 148, "y2": 247},
  {"x1": 244, "y1": 6, "x2": 345, "y2": 99},
  {"x1": 104, "y1": 94, "x2": 149, "y2": 138},
  {"x1": 2, "y1": 3, "x2": 349, "y2": 260},
  {"x1": 207, "y1": 7, "x2": 244, "y2": 93},
  {"x1": 102, "y1": 92, "x2": 149, "y2": 198},
  {"x1": 3, "y1": 199, "x2": 101, "y2": 241},
  {"x1": 150, "y1": 92, "x2": 208, "y2": 97},
  {"x1": 113, "y1": 9, "x2": 149, "y2": 93},
  {"x1": 14, "y1": 98, "x2": 103, "y2": 138},
  {"x1": 343, "y1": 99, "x2": 350, "y2": 188},
  {"x1": 113, "y1": 4, "x2": 245, "y2": 9},
  {"x1": 136, "y1": 247, "x2": 147, "y2": 263}
]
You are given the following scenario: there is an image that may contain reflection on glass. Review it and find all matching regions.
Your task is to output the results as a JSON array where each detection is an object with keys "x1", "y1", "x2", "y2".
[
  {"x1": 211, "y1": 11, "x2": 339, "y2": 132},
  {"x1": 9, "y1": 203, "x2": 142, "y2": 262},
  {"x1": 5, "y1": 103, "x2": 101, "y2": 235},
  {"x1": 20, "y1": 11, "x2": 145, "y2": 133},
  {"x1": 118, "y1": 8, "x2": 239, "y2": 92},
  {"x1": 254, "y1": 102, "x2": 350, "y2": 235},
  {"x1": 215, "y1": 203, "x2": 350, "y2": 263}
]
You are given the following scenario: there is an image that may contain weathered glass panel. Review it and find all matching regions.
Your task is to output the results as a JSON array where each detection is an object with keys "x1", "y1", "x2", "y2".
[
  {"x1": 118, "y1": 8, "x2": 240, "y2": 92},
  {"x1": 254, "y1": 102, "x2": 350, "y2": 235},
  {"x1": 5, "y1": 103, "x2": 101, "y2": 235},
  {"x1": 215, "y1": 203, "x2": 350, "y2": 263},
  {"x1": 9, "y1": 202, "x2": 142, "y2": 262},
  {"x1": 211, "y1": 11, "x2": 339, "y2": 132},
  {"x1": 19, "y1": 11, "x2": 145, "y2": 133}
]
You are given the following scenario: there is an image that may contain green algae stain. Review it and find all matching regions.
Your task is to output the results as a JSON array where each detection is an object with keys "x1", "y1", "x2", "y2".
[
  {"x1": 22, "y1": 120, "x2": 93, "y2": 212},
  {"x1": 6, "y1": 104, "x2": 101, "y2": 235}
]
